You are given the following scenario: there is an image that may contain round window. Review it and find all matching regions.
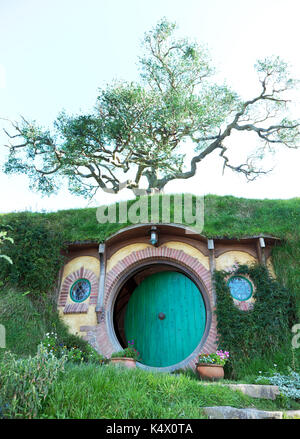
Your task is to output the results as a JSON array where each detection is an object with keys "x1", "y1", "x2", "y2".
[
  {"x1": 227, "y1": 276, "x2": 253, "y2": 302},
  {"x1": 70, "y1": 279, "x2": 91, "y2": 303}
]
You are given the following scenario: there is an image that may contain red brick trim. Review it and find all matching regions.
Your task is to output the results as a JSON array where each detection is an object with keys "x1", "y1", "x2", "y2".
[
  {"x1": 58, "y1": 266, "x2": 99, "y2": 306},
  {"x1": 104, "y1": 246, "x2": 213, "y2": 307},
  {"x1": 235, "y1": 301, "x2": 254, "y2": 311},
  {"x1": 63, "y1": 303, "x2": 88, "y2": 314}
]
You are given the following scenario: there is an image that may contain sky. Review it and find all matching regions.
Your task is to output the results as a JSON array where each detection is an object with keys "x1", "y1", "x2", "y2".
[{"x1": 0, "y1": 0, "x2": 300, "y2": 213}]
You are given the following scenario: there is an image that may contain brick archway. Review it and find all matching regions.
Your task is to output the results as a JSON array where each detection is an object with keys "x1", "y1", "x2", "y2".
[
  {"x1": 100, "y1": 245, "x2": 218, "y2": 370},
  {"x1": 105, "y1": 246, "x2": 213, "y2": 302}
]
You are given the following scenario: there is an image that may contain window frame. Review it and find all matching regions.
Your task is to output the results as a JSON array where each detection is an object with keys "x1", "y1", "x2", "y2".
[
  {"x1": 70, "y1": 278, "x2": 91, "y2": 303},
  {"x1": 227, "y1": 275, "x2": 253, "y2": 302}
]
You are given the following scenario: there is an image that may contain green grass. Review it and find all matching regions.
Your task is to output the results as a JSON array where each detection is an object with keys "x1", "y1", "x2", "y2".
[
  {"x1": 2, "y1": 194, "x2": 300, "y2": 242},
  {"x1": 0, "y1": 288, "x2": 94, "y2": 358},
  {"x1": 0, "y1": 289, "x2": 47, "y2": 357},
  {"x1": 203, "y1": 195, "x2": 300, "y2": 238},
  {"x1": 44, "y1": 194, "x2": 300, "y2": 241},
  {"x1": 41, "y1": 363, "x2": 300, "y2": 419}
]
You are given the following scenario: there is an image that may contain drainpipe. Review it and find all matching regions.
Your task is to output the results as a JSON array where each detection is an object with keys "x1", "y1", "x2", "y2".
[
  {"x1": 95, "y1": 242, "x2": 106, "y2": 324},
  {"x1": 207, "y1": 239, "x2": 216, "y2": 306}
]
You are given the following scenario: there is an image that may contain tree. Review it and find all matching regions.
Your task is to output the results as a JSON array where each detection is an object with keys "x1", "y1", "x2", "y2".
[{"x1": 2, "y1": 18, "x2": 300, "y2": 197}]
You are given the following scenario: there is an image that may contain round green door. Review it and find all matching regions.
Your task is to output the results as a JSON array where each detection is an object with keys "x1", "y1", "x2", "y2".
[{"x1": 124, "y1": 271, "x2": 206, "y2": 368}]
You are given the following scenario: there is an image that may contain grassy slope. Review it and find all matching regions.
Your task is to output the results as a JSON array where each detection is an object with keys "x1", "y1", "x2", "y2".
[
  {"x1": 0, "y1": 289, "x2": 93, "y2": 358},
  {"x1": 0, "y1": 290, "x2": 46, "y2": 357},
  {"x1": 37, "y1": 194, "x2": 300, "y2": 241},
  {"x1": 2, "y1": 194, "x2": 299, "y2": 242},
  {"x1": 42, "y1": 364, "x2": 300, "y2": 419}
]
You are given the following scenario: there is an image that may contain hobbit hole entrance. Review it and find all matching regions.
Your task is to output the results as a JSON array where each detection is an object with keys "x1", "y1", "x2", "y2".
[
  {"x1": 113, "y1": 264, "x2": 207, "y2": 368},
  {"x1": 56, "y1": 224, "x2": 280, "y2": 371}
]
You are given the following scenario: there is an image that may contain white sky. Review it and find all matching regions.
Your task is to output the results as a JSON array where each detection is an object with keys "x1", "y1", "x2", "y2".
[{"x1": 0, "y1": 0, "x2": 300, "y2": 213}]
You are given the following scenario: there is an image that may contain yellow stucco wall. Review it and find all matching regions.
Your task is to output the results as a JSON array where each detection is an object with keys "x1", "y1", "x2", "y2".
[
  {"x1": 215, "y1": 250, "x2": 276, "y2": 278},
  {"x1": 58, "y1": 305, "x2": 97, "y2": 335},
  {"x1": 215, "y1": 250, "x2": 257, "y2": 271},
  {"x1": 164, "y1": 241, "x2": 210, "y2": 271},
  {"x1": 106, "y1": 243, "x2": 151, "y2": 272},
  {"x1": 58, "y1": 256, "x2": 100, "y2": 335},
  {"x1": 106, "y1": 241, "x2": 210, "y2": 272}
]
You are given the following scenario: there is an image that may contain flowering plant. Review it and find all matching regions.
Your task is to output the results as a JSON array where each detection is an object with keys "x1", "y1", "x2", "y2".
[
  {"x1": 41, "y1": 332, "x2": 105, "y2": 364},
  {"x1": 197, "y1": 350, "x2": 229, "y2": 366},
  {"x1": 111, "y1": 340, "x2": 142, "y2": 361}
]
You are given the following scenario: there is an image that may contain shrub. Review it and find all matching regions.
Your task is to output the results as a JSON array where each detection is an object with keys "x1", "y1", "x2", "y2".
[
  {"x1": 214, "y1": 264, "x2": 295, "y2": 378},
  {"x1": 256, "y1": 369, "x2": 300, "y2": 400},
  {"x1": 41, "y1": 332, "x2": 105, "y2": 364},
  {"x1": 0, "y1": 212, "x2": 65, "y2": 293},
  {"x1": 0, "y1": 228, "x2": 14, "y2": 265},
  {"x1": 0, "y1": 344, "x2": 66, "y2": 419}
]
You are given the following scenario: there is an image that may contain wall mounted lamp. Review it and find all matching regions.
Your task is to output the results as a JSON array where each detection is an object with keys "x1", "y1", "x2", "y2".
[{"x1": 149, "y1": 226, "x2": 158, "y2": 246}]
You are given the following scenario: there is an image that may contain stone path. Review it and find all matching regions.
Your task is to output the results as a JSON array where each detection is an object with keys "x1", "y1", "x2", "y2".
[{"x1": 199, "y1": 383, "x2": 300, "y2": 419}]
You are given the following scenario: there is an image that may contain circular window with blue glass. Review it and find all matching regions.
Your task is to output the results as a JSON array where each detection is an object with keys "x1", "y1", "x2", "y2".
[
  {"x1": 70, "y1": 278, "x2": 91, "y2": 303},
  {"x1": 227, "y1": 276, "x2": 253, "y2": 302}
]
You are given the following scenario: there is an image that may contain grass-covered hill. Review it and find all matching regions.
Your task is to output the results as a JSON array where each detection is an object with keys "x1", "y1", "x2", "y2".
[
  {"x1": 3, "y1": 193, "x2": 300, "y2": 242},
  {"x1": 1, "y1": 194, "x2": 300, "y2": 301},
  {"x1": 0, "y1": 194, "x2": 300, "y2": 375}
]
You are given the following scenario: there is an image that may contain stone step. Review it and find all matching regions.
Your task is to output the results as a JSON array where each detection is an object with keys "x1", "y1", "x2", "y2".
[
  {"x1": 202, "y1": 406, "x2": 300, "y2": 419},
  {"x1": 200, "y1": 382, "x2": 280, "y2": 400}
]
